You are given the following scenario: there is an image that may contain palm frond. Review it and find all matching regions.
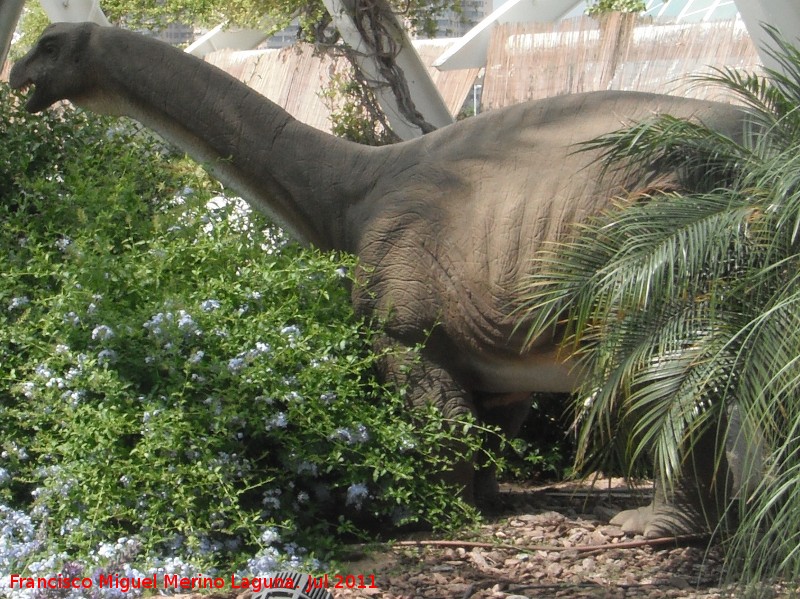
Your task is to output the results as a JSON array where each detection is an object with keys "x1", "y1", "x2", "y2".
[
  {"x1": 519, "y1": 25, "x2": 800, "y2": 589},
  {"x1": 520, "y1": 189, "x2": 761, "y2": 354},
  {"x1": 581, "y1": 116, "x2": 752, "y2": 192}
]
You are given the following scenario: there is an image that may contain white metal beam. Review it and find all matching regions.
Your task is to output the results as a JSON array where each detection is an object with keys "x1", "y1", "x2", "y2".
[
  {"x1": 323, "y1": 0, "x2": 454, "y2": 138},
  {"x1": 0, "y1": 0, "x2": 25, "y2": 66},
  {"x1": 434, "y1": 0, "x2": 582, "y2": 70},
  {"x1": 38, "y1": 0, "x2": 110, "y2": 25},
  {"x1": 734, "y1": 0, "x2": 800, "y2": 72},
  {"x1": 185, "y1": 24, "x2": 271, "y2": 57}
]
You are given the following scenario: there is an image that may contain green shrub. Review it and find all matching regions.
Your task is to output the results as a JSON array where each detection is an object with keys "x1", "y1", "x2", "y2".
[
  {"x1": 501, "y1": 393, "x2": 575, "y2": 483},
  {"x1": 0, "y1": 85, "x2": 481, "y2": 594}
]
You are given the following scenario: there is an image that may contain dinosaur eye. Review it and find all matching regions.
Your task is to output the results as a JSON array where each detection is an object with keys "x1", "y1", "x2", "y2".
[{"x1": 41, "y1": 41, "x2": 57, "y2": 57}]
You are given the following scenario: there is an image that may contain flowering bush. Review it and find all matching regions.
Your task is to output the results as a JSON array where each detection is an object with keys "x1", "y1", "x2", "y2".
[{"x1": 0, "y1": 85, "x2": 480, "y2": 596}]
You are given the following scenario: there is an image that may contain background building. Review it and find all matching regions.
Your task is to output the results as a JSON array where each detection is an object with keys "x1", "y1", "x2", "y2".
[{"x1": 431, "y1": 0, "x2": 490, "y2": 38}]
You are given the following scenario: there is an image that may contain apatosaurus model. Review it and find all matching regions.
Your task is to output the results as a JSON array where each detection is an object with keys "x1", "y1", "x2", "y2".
[{"x1": 10, "y1": 22, "x2": 749, "y2": 537}]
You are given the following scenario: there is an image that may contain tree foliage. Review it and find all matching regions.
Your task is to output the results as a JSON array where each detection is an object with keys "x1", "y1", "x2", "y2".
[
  {"x1": 585, "y1": 0, "x2": 647, "y2": 17},
  {"x1": 520, "y1": 27, "x2": 800, "y2": 593},
  {"x1": 16, "y1": 0, "x2": 462, "y2": 49}
]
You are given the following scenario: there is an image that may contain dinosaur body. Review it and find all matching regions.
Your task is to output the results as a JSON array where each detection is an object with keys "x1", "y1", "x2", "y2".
[{"x1": 10, "y1": 23, "x2": 748, "y2": 535}]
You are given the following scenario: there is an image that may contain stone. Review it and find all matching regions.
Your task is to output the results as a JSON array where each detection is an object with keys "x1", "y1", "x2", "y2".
[{"x1": 546, "y1": 562, "x2": 564, "y2": 577}]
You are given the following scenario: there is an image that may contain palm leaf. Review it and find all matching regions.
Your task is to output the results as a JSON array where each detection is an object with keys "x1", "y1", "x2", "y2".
[{"x1": 519, "y1": 26, "x2": 800, "y2": 591}]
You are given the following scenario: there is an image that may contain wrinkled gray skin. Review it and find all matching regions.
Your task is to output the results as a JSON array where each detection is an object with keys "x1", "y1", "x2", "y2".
[{"x1": 10, "y1": 22, "x2": 750, "y2": 536}]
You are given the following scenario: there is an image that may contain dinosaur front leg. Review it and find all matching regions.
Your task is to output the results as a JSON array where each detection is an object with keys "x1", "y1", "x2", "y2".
[
  {"x1": 610, "y1": 424, "x2": 735, "y2": 538},
  {"x1": 374, "y1": 336, "x2": 482, "y2": 503}
]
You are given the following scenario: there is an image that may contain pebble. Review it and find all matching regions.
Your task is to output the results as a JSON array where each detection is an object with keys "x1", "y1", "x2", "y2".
[
  {"x1": 546, "y1": 562, "x2": 564, "y2": 577},
  {"x1": 599, "y1": 525, "x2": 626, "y2": 538}
]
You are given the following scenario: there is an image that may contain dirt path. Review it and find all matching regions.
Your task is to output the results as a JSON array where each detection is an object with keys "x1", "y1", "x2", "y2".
[
  {"x1": 174, "y1": 479, "x2": 779, "y2": 598},
  {"x1": 330, "y1": 479, "x2": 729, "y2": 599}
]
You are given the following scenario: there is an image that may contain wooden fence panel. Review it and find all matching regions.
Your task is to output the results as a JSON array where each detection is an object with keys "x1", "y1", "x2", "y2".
[
  {"x1": 207, "y1": 41, "x2": 478, "y2": 132},
  {"x1": 482, "y1": 15, "x2": 761, "y2": 110},
  {"x1": 206, "y1": 45, "x2": 344, "y2": 133}
]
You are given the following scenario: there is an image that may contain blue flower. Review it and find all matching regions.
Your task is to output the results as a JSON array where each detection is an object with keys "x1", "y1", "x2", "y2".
[
  {"x1": 399, "y1": 437, "x2": 417, "y2": 452},
  {"x1": 345, "y1": 483, "x2": 369, "y2": 509},
  {"x1": 34, "y1": 364, "x2": 53, "y2": 379},
  {"x1": 332, "y1": 427, "x2": 353, "y2": 444},
  {"x1": 227, "y1": 356, "x2": 246, "y2": 373},
  {"x1": 61, "y1": 390, "x2": 81, "y2": 409},
  {"x1": 200, "y1": 299, "x2": 221, "y2": 312},
  {"x1": 55, "y1": 236, "x2": 72, "y2": 252},
  {"x1": 353, "y1": 423, "x2": 370, "y2": 443},
  {"x1": 97, "y1": 541, "x2": 117, "y2": 559},
  {"x1": 267, "y1": 412, "x2": 288, "y2": 430},
  {"x1": 177, "y1": 309, "x2": 199, "y2": 334},
  {"x1": 244, "y1": 547, "x2": 280, "y2": 576},
  {"x1": 295, "y1": 461, "x2": 318, "y2": 476},
  {"x1": 260, "y1": 527, "x2": 281, "y2": 545},
  {"x1": 331, "y1": 424, "x2": 369, "y2": 445},
  {"x1": 63, "y1": 311, "x2": 81, "y2": 326},
  {"x1": 91, "y1": 325, "x2": 115, "y2": 342},
  {"x1": 143, "y1": 312, "x2": 166, "y2": 334},
  {"x1": 98, "y1": 349, "x2": 118, "y2": 365},
  {"x1": 8, "y1": 296, "x2": 30, "y2": 311},
  {"x1": 0, "y1": 504, "x2": 41, "y2": 571},
  {"x1": 262, "y1": 493, "x2": 281, "y2": 510},
  {"x1": 280, "y1": 325, "x2": 301, "y2": 344},
  {"x1": 253, "y1": 341, "x2": 271, "y2": 355}
]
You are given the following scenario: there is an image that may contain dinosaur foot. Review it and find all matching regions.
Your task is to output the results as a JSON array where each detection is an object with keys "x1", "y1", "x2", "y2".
[
  {"x1": 472, "y1": 470, "x2": 514, "y2": 515},
  {"x1": 474, "y1": 468, "x2": 500, "y2": 504},
  {"x1": 610, "y1": 502, "x2": 708, "y2": 539}
]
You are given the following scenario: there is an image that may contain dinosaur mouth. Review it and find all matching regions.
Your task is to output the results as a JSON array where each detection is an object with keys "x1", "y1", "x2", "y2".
[
  {"x1": 8, "y1": 68, "x2": 46, "y2": 113},
  {"x1": 12, "y1": 81, "x2": 48, "y2": 113}
]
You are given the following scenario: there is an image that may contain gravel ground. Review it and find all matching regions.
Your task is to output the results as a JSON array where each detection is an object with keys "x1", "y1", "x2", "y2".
[
  {"x1": 175, "y1": 478, "x2": 793, "y2": 599},
  {"x1": 329, "y1": 479, "x2": 731, "y2": 599}
]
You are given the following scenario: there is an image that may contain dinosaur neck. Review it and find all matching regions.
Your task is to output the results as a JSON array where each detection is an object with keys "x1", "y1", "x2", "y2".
[{"x1": 81, "y1": 27, "x2": 377, "y2": 250}]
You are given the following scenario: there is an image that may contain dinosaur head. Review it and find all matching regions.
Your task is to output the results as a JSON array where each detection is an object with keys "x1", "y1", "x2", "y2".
[{"x1": 10, "y1": 22, "x2": 98, "y2": 113}]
